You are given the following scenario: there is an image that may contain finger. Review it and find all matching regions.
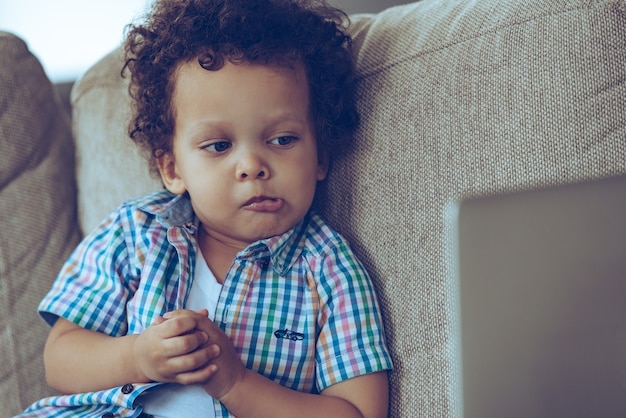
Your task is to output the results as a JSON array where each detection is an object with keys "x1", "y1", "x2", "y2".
[
  {"x1": 192, "y1": 315, "x2": 223, "y2": 336},
  {"x1": 195, "y1": 308, "x2": 209, "y2": 317},
  {"x1": 161, "y1": 330, "x2": 210, "y2": 357},
  {"x1": 163, "y1": 309, "x2": 204, "y2": 320},
  {"x1": 158, "y1": 315, "x2": 200, "y2": 339},
  {"x1": 162, "y1": 344, "x2": 220, "y2": 378},
  {"x1": 175, "y1": 362, "x2": 219, "y2": 385}
]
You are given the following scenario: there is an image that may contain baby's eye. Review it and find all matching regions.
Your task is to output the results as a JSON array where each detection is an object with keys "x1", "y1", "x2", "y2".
[
  {"x1": 269, "y1": 136, "x2": 297, "y2": 146},
  {"x1": 204, "y1": 141, "x2": 231, "y2": 153}
]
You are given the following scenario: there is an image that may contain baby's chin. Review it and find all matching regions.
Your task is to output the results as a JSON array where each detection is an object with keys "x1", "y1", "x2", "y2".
[
  {"x1": 203, "y1": 215, "x2": 303, "y2": 250},
  {"x1": 240, "y1": 221, "x2": 300, "y2": 244}
]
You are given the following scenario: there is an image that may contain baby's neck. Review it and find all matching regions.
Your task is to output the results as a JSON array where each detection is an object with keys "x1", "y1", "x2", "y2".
[{"x1": 197, "y1": 227, "x2": 243, "y2": 284}]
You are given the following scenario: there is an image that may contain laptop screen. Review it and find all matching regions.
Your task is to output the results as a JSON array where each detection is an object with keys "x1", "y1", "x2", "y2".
[{"x1": 451, "y1": 175, "x2": 626, "y2": 418}]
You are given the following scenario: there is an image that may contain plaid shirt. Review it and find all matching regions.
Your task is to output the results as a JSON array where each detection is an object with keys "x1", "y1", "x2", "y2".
[{"x1": 19, "y1": 191, "x2": 392, "y2": 418}]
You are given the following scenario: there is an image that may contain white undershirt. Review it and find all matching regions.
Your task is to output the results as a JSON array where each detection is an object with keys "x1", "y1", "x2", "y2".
[{"x1": 139, "y1": 251, "x2": 223, "y2": 418}]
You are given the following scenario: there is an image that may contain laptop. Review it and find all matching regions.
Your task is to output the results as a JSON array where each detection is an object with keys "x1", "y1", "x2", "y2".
[{"x1": 450, "y1": 175, "x2": 626, "y2": 418}]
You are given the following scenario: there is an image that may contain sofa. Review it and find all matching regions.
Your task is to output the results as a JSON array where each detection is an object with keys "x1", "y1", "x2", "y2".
[{"x1": 1, "y1": 0, "x2": 625, "y2": 416}]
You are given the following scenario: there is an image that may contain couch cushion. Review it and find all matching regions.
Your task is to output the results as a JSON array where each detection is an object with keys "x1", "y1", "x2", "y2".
[
  {"x1": 0, "y1": 32, "x2": 82, "y2": 414},
  {"x1": 71, "y1": 0, "x2": 626, "y2": 415},
  {"x1": 71, "y1": 48, "x2": 162, "y2": 235},
  {"x1": 316, "y1": 0, "x2": 626, "y2": 415}
]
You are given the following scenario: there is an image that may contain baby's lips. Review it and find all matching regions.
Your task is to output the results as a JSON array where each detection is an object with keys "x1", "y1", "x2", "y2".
[{"x1": 243, "y1": 197, "x2": 284, "y2": 212}]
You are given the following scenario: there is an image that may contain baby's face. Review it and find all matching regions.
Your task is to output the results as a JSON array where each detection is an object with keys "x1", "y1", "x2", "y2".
[{"x1": 159, "y1": 59, "x2": 327, "y2": 250}]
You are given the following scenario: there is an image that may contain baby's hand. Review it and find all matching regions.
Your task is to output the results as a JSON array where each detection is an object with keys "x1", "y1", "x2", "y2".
[
  {"x1": 133, "y1": 309, "x2": 220, "y2": 384},
  {"x1": 191, "y1": 314, "x2": 246, "y2": 400}
]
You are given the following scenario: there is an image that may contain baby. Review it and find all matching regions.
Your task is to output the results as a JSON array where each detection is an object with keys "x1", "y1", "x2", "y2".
[{"x1": 19, "y1": 1, "x2": 392, "y2": 417}]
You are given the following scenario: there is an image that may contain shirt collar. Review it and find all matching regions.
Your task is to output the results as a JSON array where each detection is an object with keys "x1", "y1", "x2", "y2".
[
  {"x1": 139, "y1": 191, "x2": 310, "y2": 276},
  {"x1": 240, "y1": 213, "x2": 311, "y2": 276},
  {"x1": 138, "y1": 191, "x2": 196, "y2": 228}
]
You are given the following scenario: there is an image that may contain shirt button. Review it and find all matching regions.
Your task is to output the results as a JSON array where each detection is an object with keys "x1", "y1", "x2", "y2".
[{"x1": 121, "y1": 383, "x2": 134, "y2": 394}]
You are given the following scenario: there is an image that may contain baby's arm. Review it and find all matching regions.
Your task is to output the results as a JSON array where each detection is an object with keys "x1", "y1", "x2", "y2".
[
  {"x1": 43, "y1": 314, "x2": 219, "y2": 394},
  {"x1": 221, "y1": 367, "x2": 389, "y2": 418},
  {"x1": 169, "y1": 310, "x2": 389, "y2": 418}
]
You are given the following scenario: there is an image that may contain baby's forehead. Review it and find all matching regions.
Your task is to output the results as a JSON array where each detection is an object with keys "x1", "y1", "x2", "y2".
[
  {"x1": 171, "y1": 58, "x2": 311, "y2": 109},
  {"x1": 170, "y1": 58, "x2": 313, "y2": 128}
]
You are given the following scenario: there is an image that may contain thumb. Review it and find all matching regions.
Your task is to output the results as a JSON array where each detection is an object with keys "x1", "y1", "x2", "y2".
[{"x1": 196, "y1": 308, "x2": 210, "y2": 317}]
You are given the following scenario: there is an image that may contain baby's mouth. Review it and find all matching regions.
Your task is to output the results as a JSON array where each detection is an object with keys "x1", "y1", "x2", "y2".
[{"x1": 242, "y1": 196, "x2": 284, "y2": 212}]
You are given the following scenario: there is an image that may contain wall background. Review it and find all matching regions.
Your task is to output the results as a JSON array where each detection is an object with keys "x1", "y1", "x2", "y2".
[{"x1": 0, "y1": 0, "x2": 408, "y2": 83}]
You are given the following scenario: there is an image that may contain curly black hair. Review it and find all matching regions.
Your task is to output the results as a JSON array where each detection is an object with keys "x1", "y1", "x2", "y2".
[{"x1": 123, "y1": 0, "x2": 359, "y2": 176}]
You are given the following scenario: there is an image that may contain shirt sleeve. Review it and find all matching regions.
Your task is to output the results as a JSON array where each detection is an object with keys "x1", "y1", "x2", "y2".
[
  {"x1": 38, "y1": 205, "x2": 138, "y2": 337},
  {"x1": 314, "y1": 237, "x2": 393, "y2": 391}
]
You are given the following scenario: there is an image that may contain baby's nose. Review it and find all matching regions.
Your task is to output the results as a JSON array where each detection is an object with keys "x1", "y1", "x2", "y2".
[
  {"x1": 239, "y1": 169, "x2": 267, "y2": 179},
  {"x1": 236, "y1": 152, "x2": 270, "y2": 180}
]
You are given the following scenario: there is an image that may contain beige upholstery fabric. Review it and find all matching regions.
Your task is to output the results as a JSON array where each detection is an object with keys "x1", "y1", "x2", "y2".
[
  {"x1": 319, "y1": 1, "x2": 625, "y2": 415},
  {"x1": 0, "y1": 32, "x2": 81, "y2": 415},
  {"x1": 70, "y1": 0, "x2": 626, "y2": 416},
  {"x1": 71, "y1": 48, "x2": 162, "y2": 236}
]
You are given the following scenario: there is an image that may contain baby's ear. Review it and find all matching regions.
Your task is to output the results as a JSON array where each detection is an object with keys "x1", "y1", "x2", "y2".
[
  {"x1": 317, "y1": 150, "x2": 329, "y2": 181},
  {"x1": 156, "y1": 151, "x2": 187, "y2": 194}
]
